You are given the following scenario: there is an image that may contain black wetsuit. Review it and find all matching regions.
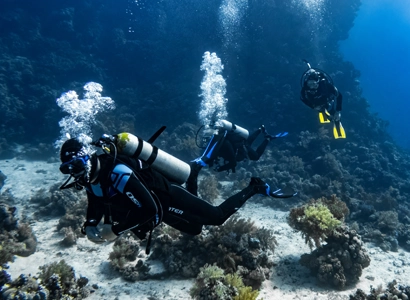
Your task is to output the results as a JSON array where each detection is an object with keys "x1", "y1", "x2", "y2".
[
  {"x1": 83, "y1": 154, "x2": 256, "y2": 238},
  {"x1": 186, "y1": 127, "x2": 269, "y2": 196},
  {"x1": 207, "y1": 128, "x2": 268, "y2": 173},
  {"x1": 300, "y1": 78, "x2": 342, "y2": 114}
]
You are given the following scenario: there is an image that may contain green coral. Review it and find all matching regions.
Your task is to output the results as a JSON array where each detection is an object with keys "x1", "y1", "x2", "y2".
[
  {"x1": 190, "y1": 264, "x2": 259, "y2": 300},
  {"x1": 304, "y1": 203, "x2": 341, "y2": 231},
  {"x1": 225, "y1": 273, "x2": 260, "y2": 300},
  {"x1": 288, "y1": 195, "x2": 347, "y2": 249}
]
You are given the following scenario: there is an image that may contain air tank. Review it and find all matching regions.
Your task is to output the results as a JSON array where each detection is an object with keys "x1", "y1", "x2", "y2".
[
  {"x1": 115, "y1": 133, "x2": 190, "y2": 184},
  {"x1": 220, "y1": 120, "x2": 249, "y2": 140}
]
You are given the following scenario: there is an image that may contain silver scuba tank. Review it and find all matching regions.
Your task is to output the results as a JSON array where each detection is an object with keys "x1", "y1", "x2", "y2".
[
  {"x1": 220, "y1": 120, "x2": 249, "y2": 140},
  {"x1": 115, "y1": 133, "x2": 190, "y2": 184}
]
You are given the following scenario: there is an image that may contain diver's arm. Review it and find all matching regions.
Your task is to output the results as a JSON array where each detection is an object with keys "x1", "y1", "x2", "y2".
[
  {"x1": 82, "y1": 191, "x2": 105, "y2": 243},
  {"x1": 84, "y1": 191, "x2": 104, "y2": 227}
]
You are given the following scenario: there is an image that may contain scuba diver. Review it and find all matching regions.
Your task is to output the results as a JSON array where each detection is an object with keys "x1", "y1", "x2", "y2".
[
  {"x1": 300, "y1": 60, "x2": 346, "y2": 139},
  {"x1": 186, "y1": 120, "x2": 288, "y2": 196},
  {"x1": 58, "y1": 133, "x2": 290, "y2": 253}
]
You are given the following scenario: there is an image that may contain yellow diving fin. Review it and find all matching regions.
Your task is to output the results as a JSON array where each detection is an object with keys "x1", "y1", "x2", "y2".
[
  {"x1": 333, "y1": 121, "x2": 346, "y2": 139},
  {"x1": 319, "y1": 111, "x2": 331, "y2": 123}
]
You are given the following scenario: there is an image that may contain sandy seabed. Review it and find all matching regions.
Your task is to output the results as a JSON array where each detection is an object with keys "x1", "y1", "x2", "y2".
[{"x1": 1, "y1": 158, "x2": 409, "y2": 300}]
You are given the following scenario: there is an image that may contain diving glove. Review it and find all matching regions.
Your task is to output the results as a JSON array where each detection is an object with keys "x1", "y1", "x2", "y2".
[
  {"x1": 250, "y1": 177, "x2": 298, "y2": 198},
  {"x1": 250, "y1": 177, "x2": 271, "y2": 196}
]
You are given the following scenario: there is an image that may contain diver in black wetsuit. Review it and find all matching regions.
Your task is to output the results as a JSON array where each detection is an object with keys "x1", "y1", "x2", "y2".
[
  {"x1": 206, "y1": 125, "x2": 274, "y2": 173},
  {"x1": 300, "y1": 61, "x2": 346, "y2": 139},
  {"x1": 300, "y1": 69, "x2": 343, "y2": 121},
  {"x1": 58, "y1": 138, "x2": 274, "y2": 249},
  {"x1": 186, "y1": 124, "x2": 287, "y2": 196}
]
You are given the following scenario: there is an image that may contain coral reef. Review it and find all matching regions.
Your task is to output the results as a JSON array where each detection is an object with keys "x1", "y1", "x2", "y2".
[
  {"x1": 56, "y1": 197, "x2": 88, "y2": 239},
  {"x1": 30, "y1": 183, "x2": 87, "y2": 245},
  {"x1": 1, "y1": 260, "x2": 91, "y2": 299},
  {"x1": 300, "y1": 225, "x2": 371, "y2": 290},
  {"x1": 288, "y1": 195, "x2": 349, "y2": 249},
  {"x1": 149, "y1": 216, "x2": 276, "y2": 289},
  {"x1": 190, "y1": 264, "x2": 259, "y2": 300},
  {"x1": 30, "y1": 183, "x2": 84, "y2": 218},
  {"x1": 352, "y1": 203, "x2": 402, "y2": 252},
  {"x1": 349, "y1": 280, "x2": 410, "y2": 300},
  {"x1": 59, "y1": 226, "x2": 77, "y2": 247},
  {"x1": 0, "y1": 201, "x2": 37, "y2": 265},
  {"x1": 38, "y1": 260, "x2": 90, "y2": 299},
  {"x1": 0, "y1": 274, "x2": 49, "y2": 300},
  {"x1": 0, "y1": 170, "x2": 6, "y2": 191},
  {"x1": 398, "y1": 224, "x2": 410, "y2": 252},
  {"x1": 108, "y1": 236, "x2": 143, "y2": 282},
  {"x1": 288, "y1": 196, "x2": 369, "y2": 289}
]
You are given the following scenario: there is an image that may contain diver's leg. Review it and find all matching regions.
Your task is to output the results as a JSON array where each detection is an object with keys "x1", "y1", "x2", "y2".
[
  {"x1": 254, "y1": 139, "x2": 270, "y2": 160},
  {"x1": 246, "y1": 128, "x2": 262, "y2": 146},
  {"x1": 165, "y1": 183, "x2": 254, "y2": 226},
  {"x1": 162, "y1": 214, "x2": 203, "y2": 235},
  {"x1": 186, "y1": 162, "x2": 203, "y2": 196}
]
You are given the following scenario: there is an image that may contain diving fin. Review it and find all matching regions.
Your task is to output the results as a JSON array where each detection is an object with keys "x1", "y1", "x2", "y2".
[
  {"x1": 270, "y1": 187, "x2": 298, "y2": 199},
  {"x1": 333, "y1": 121, "x2": 346, "y2": 139},
  {"x1": 319, "y1": 111, "x2": 331, "y2": 123},
  {"x1": 274, "y1": 132, "x2": 289, "y2": 138},
  {"x1": 267, "y1": 132, "x2": 289, "y2": 140}
]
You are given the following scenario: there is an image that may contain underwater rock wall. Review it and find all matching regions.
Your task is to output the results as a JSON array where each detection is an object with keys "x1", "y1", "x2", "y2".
[{"x1": 0, "y1": 0, "x2": 367, "y2": 156}]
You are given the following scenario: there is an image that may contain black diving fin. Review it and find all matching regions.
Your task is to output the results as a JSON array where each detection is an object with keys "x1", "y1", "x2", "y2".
[{"x1": 270, "y1": 187, "x2": 298, "y2": 199}]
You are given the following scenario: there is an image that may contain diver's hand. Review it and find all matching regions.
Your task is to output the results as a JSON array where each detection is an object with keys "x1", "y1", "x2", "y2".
[
  {"x1": 334, "y1": 111, "x2": 341, "y2": 122},
  {"x1": 85, "y1": 226, "x2": 105, "y2": 244},
  {"x1": 100, "y1": 224, "x2": 118, "y2": 242}
]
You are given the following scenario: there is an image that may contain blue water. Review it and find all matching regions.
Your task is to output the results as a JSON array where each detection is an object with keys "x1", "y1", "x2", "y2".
[{"x1": 340, "y1": 0, "x2": 410, "y2": 149}]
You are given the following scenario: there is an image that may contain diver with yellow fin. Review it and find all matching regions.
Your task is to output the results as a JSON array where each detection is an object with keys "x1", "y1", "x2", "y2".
[{"x1": 300, "y1": 60, "x2": 346, "y2": 139}]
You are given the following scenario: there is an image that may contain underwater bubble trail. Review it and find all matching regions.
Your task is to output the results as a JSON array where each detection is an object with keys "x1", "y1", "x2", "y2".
[
  {"x1": 55, "y1": 82, "x2": 115, "y2": 148},
  {"x1": 291, "y1": 0, "x2": 325, "y2": 24},
  {"x1": 219, "y1": 0, "x2": 248, "y2": 48},
  {"x1": 291, "y1": 0, "x2": 327, "y2": 58},
  {"x1": 198, "y1": 52, "x2": 228, "y2": 128}
]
